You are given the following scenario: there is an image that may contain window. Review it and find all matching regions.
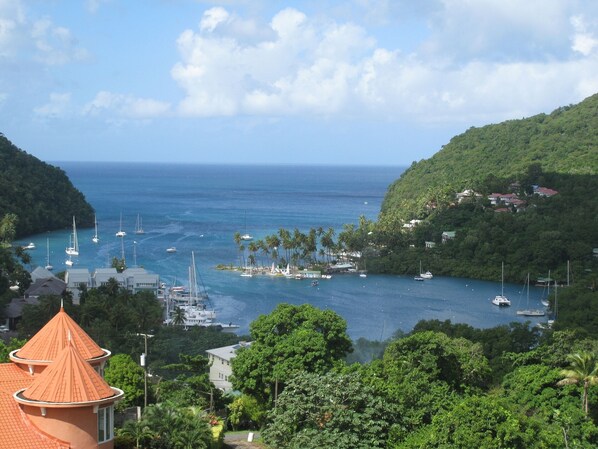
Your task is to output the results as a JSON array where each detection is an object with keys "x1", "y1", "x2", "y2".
[{"x1": 98, "y1": 405, "x2": 114, "y2": 443}]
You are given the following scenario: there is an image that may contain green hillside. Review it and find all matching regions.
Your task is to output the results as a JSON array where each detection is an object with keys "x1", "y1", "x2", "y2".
[
  {"x1": 0, "y1": 134, "x2": 94, "y2": 237},
  {"x1": 381, "y1": 93, "x2": 598, "y2": 221}
]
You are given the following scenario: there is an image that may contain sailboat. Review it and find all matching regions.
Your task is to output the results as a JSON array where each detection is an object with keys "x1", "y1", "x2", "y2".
[
  {"x1": 134, "y1": 214, "x2": 145, "y2": 235},
  {"x1": 540, "y1": 270, "x2": 551, "y2": 307},
  {"x1": 45, "y1": 238, "x2": 53, "y2": 271},
  {"x1": 516, "y1": 273, "x2": 545, "y2": 316},
  {"x1": 116, "y1": 212, "x2": 126, "y2": 237},
  {"x1": 65, "y1": 216, "x2": 79, "y2": 256},
  {"x1": 419, "y1": 261, "x2": 433, "y2": 279},
  {"x1": 92, "y1": 215, "x2": 99, "y2": 243},
  {"x1": 240, "y1": 211, "x2": 253, "y2": 241},
  {"x1": 492, "y1": 262, "x2": 511, "y2": 306}
]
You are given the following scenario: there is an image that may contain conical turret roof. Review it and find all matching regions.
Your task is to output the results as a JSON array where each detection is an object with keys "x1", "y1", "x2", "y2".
[
  {"x1": 15, "y1": 306, "x2": 106, "y2": 363},
  {"x1": 21, "y1": 341, "x2": 116, "y2": 404}
]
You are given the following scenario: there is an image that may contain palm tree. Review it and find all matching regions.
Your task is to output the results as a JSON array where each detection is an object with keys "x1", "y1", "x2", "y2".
[
  {"x1": 558, "y1": 351, "x2": 598, "y2": 415},
  {"x1": 171, "y1": 306, "x2": 186, "y2": 326},
  {"x1": 118, "y1": 419, "x2": 156, "y2": 449}
]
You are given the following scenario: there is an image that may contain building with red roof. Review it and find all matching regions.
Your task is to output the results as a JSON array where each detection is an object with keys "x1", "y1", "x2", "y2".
[{"x1": 0, "y1": 305, "x2": 123, "y2": 449}]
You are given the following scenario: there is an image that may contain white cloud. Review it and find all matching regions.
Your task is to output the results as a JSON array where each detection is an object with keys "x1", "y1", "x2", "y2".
[
  {"x1": 571, "y1": 15, "x2": 598, "y2": 56},
  {"x1": 34, "y1": 92, "x2": 72, "y2": 118},
  {"x1": 170, "y1": 3, "x2": 598, "y2": 125},
  {"x1": 200, "y1": 7, "x2": 230, "y2": 33},
  {"x1": 31, "y1": 18, "x2": 89, "y2": 65},
  {"x1": 83, "y1": 91, "x2": 171, "y2": 119}
]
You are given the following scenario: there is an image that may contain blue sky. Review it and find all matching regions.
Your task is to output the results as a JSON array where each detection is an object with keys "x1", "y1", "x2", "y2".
[{"x1": 1, "y1": 0, "x2": 597, "y2": 165}]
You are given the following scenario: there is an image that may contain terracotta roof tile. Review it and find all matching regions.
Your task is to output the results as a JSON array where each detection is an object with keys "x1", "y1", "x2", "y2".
[
  {"x1": 22, "y1": 342, "x2": 116, "y2": 404},
  {"x1": 15, "y1": 307, "x2": 106, "y2": 362},
  {"x1": 0, "y1": 366, "x2": 68, "y2": 449}
]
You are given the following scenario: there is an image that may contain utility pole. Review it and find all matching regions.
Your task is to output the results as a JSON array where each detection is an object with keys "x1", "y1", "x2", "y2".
[{"x1": 136, "y1": 333, "x2": 154, "y2": 408}]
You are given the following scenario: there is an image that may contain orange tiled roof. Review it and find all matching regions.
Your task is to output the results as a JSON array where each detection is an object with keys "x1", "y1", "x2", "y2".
[
  {"x1": 15, "y1": 306, "x2": 106, "y2": 362},
  {"x1": 22, "y1": 341, "x2": 116, "y2": 404},
  {"x1": 0, "y1": 365, "x2": 68, "y2": 449}
]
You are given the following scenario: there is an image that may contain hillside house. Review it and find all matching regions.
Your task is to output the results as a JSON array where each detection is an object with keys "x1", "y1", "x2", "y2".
[{"x1": 206, "y1": 342, "x2": 251, "y2": 392}]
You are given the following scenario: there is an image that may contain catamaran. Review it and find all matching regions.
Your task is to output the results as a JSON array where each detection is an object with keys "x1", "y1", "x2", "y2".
[
  {"x1": 492, "y1": 262, "x2": 511, "y2": 306},
  {"x1": 65, "y1": 216, "x2": 79, "y2": 256}
]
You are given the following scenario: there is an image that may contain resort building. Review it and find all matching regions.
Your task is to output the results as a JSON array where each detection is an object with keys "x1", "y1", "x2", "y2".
[
  {"x1": 66, "y1": 267, "x2": 160, "y2": 303},
  {"x1": 0, "y1": 305, "x2": 123, "y2": 449},
  {"x1": 206, "y1": 342, "x2": 251, "y2": 392}
]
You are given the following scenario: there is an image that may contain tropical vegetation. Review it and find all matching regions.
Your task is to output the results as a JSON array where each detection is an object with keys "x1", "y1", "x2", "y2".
[{"x1": 0, "y1": 133, "x2": 94, "y2": 237}]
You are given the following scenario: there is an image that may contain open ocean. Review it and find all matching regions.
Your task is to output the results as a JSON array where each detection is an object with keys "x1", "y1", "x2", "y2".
[{"x1": 19, "y1": 162, "x2": 548, "y2": 340}]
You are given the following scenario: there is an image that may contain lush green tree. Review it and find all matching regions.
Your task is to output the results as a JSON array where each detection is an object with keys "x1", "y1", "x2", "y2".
[
  {"x1": 0, "y1": 337, "x2": 27, "y2": 362},
  {"x1": 384, "y1": 330, "x2": 491, "y2": 392},
  {"x1": 154, "y1": 354, "x2": 219, "y2": 409},
  {"x1": 227, "y1": 394, "x2": 267, "y2": 430},
  {"x1": 558, "y1": 352, "x2": 598, "y2": 415},
  {"x1": 104, "y1": 353, "x2": 145, "y2": 410},
  {"x1": 395, "y1": 396, "x2": 532, "y2": 449},
  {"x1": 262, "y1": 371, "x2": 394, "y2": 449},
  {"x1": 231, "y1": 303, "x2": 352, "y2": 406}
]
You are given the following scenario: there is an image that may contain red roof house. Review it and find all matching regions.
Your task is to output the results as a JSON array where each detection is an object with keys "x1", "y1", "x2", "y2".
[{"x1": 0, "y1": 305, "x2": 123, "y2": 449}]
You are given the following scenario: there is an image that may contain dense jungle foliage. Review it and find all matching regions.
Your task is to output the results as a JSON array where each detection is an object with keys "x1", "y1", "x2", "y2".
[
  {"x1": 366, "y1": 169, "x2": 598, "y2": 284},
  {"x1": 0, "y1": 133, "x2": 94, "y2": 237},
  {"x1": 381, "y1": 92, "x2": 598, "y2": 221}
]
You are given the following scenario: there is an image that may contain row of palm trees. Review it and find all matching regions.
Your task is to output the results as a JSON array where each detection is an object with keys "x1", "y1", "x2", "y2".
[{"x1": 233, "y1": 219, "x2": 374, "y2": 270}]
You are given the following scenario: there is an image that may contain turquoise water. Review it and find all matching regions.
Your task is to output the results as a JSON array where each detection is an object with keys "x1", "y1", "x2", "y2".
[{"x1": 19, "y1": 162, "x2": 547, "y2": 339}]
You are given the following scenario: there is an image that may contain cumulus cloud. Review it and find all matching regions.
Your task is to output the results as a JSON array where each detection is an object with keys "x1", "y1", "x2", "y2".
[
  {"x1": 170, "y1": 3, "x2": 598, "y2": 125},
  {"x1": 83, "y1": 91, "x2": 171, "y2": 119}
]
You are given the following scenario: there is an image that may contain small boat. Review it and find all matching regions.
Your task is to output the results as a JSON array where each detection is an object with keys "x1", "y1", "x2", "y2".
[
  {"x1": 414, "y1": 276, "x2": 425, "y2": 281},
  {"x1": 492, "y1": 262, "x2": 511, "y2": 306},
  {"x1": 23, "y1": 242, "x2": 36, "y2": 250},
  {"x1": 116, "y1": 212, "x2": 126, "y2": 237},
  {"x1": 311, "y1": 280, "x2": 319, "y2": 286},
  {"x1": 359, "y1": 273, "x2": 367, "y2": 278},
  {"x1": 134, "y1": 214, "x2": 145, "y2": 235},
  {"x1": 45, "y1": 237, "x2": 53, "y2": 271},
  {"x1": 65, "y1": 255, "x2": 74, "y2": 267},
  {"x1": 166, "y1": 247, "x2": 177, "y2": 253},
  {"x1": 65, "y1": 216, "x2": 79, "y2": 256},
  {"x1": 92, "y1": 214, "x2": 99, "y2": 243}
]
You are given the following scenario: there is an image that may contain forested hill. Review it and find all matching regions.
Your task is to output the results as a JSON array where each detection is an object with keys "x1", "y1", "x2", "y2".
[
  {"x1": 381, "y1": 92, "x2": 598, "y2": 220},
  {"x1": 0, "y1": 134, "x2": 94, "y2": 237}
]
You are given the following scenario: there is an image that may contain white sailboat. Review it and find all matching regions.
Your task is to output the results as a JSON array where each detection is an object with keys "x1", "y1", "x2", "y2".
[
  {"x1": 65, "y1": 216, "x2": 79, "y2": 256},
  {"x1": 516, "y1": 273, "x2": 545, "y2": 316},
  {"x1": 419, "y1": 261, "x2": 433, "y2": 279},
  {"x1": 134, "y1": 214, "x2": 145, "y2": 235},
  {"x1": 92, "y1": 215, "x2": 99, "y2": 243},
  {"x1": 45, "y1": 238, "x2": 53, "y2": 271},
  {"x1": 492, "y1": 262, "x2": 511, "y2": 306},
  {"x1": 240, "y1": 211, "x2": 253, "y2": 241},
  {"x1": 116, "y1": 212, "x2": 126, "y2": 237}
]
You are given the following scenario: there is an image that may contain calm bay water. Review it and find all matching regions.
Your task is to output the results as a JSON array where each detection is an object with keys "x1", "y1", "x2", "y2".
[{"x1": 19, "y1": 162, "x2": 548, "y2": 340}]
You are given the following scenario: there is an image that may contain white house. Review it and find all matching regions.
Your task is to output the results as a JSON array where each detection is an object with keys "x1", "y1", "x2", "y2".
[{"x1": 206, "y1": 342, "x2": 251, "y2": 392}]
